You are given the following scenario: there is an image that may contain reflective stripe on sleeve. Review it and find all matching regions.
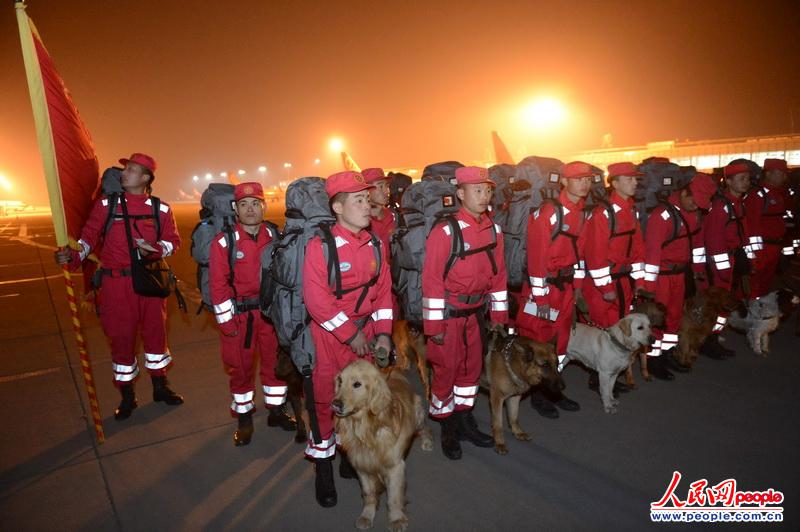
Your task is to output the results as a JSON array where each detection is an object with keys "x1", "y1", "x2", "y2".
[{"x1": 321, "y1": 311, "x2": 348, "y2": 332}]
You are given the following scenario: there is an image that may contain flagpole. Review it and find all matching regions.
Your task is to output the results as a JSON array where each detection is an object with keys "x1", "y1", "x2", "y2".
[{"x1": 16, "y1": 0, "x2": 105, "y2": 443}]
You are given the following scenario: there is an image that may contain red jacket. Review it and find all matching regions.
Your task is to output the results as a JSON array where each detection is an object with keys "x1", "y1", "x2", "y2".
[
  {"x1": 704, "y1": 190, "x2": 750, "y2": 280},
  {"x1": 643, "y1": 195, "x2": 706, "y2": 291},
  {"x1": 303, "y1": 223, "x2": 393, "y2": 344},
  {"x1": 524, "y1": 189, "x2": 586, "y2": 302},
  {"x1": 369, "y1": 207, "x2": 396, "y2": 253},
  {"x1": 422, "y1": 208, "x2": 508, "y2": 336},
  {"x1": 579, "y1": 191, "x2": 645, "y2": 295},
  {"x1": 75, "y1": 193, "x2": 180, "y2": 269},
  {"x1": 745, "y1": 184, "x2": 788, "y2": 248},
  {"x1": 209, "y1": 222, "x2": 275, "y2": 332}
]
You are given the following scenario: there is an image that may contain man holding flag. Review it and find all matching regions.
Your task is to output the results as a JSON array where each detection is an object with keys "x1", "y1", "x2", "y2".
[{"x1": 56, "y1": 154, "x2": 184, "y2": 420}]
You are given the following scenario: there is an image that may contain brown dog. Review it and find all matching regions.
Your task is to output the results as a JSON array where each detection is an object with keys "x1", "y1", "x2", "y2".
[
  {"x1": 274, "y1": 348, "x2": 308, "y2": 444},
  {"x1": 392, "y1": 320, "x2": 430, "y2": 399},
  {"x1": 624, "y1": 298, "x2": 667, "y2": 385},
  {"x1": 674, "y1": 286, "x2": 740, "y2": 368},
  {"x1": 481, "y1": 333, "x2": 563, "y2": 455},
  {"x1": 332, "y1": 360, "x2": 433, "y2": 532}
]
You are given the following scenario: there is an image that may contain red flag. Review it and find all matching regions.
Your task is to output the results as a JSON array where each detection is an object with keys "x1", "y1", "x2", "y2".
[{"x1": 16, "y1": 2, "x2": 99, "y2": 247}]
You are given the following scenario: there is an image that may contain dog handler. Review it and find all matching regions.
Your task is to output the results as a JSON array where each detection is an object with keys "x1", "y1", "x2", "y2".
[
  {"x1": 302, "y1": 171, "x2": 393, "y2": 507},
  {"x1": 702, "y1": 161, "x2": 753, "y2": 359},
  {"x1": 209, "y1": 182, "x2": 296, "y2": 447},
  {"x1": 517, "y1": 161, "x2": 592, "y2": 418},
  {"x1": 642, "y1": 172, "x2": 717, "y2": 377},
  {"x1": 55, "y1": 153, "x2": 183, "y2": 420},
  {"x1": 580, "y1": 162, "x2": 646, "y2": 328},
  {"x1": 422, "y1": 166, "x2": 508, "y2": 460}
]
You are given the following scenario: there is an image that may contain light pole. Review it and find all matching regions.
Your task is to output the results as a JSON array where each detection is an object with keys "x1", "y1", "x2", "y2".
[
  {"x1": 258, "y1": 165, "x2": 267, "y2": 186},
  {"x1": 283, "y1": 162, "x2": 292, "y2": 181}
]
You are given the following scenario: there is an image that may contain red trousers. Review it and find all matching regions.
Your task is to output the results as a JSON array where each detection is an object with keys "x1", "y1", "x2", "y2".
[
  {"x1": 99, "y1": 275, "x2": 171, "y2": 385},
  {"x1": 426, "y1": 314, "x2": 482, "y2": 419},
  {"x1": 750, "y1": 244, "x2": 780, "y2": 299},
  {"x1": 517, "y1": 283, "x2": 574, "y2": 356},
  {"x1": 651, "y1": 272, "x2": 685, "y2": 354},
  {"x1": 305, "y1": 321, "x2": 378, "y2": 459},
  {"x1": 583, "y1": 276, "x2": 634, "y2": 328},
  {"x1": 220, "y1": 309, "x2": 286, "y2": 415}
]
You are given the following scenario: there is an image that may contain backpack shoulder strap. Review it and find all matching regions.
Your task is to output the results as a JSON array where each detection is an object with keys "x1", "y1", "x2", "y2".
[
  {"x1": 102, "y1": 193, "x2": 121, "y2": 236},
  {"x1": 151, "y1": 196, "x2": 162, "y2": 240},
  {"x1": 318, "y1": 223, "x2": 342, "y2": 297},
  {"x1": 442, "y1": 215, "x2": 463, "y2": 280},
  {"x1": 541, "y1": 198, "x2": 564, "y2": 241}
]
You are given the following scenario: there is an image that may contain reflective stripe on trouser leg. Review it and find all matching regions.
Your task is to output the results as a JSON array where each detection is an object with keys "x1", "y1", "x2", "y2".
[
  {"x1": 263, "y1": 385, "x2": 287, "y2": 406},
  {"x1": 231, "y1": 390, "x2": 255, "y2": 414}
]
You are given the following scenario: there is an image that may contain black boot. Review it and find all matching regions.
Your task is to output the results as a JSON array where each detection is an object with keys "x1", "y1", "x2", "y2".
[
  {"x1": 114, "y1": 384, "x2": 137, "y2": 421},
  {"x1": 544, "y1": 388, "x2": 580, "y2": 412},
  {"x1": 439, "y1": 415, "x2": 462, "y2": 460},
  {"x1": 151, "y1": 376, "x2": 184, "y2": 405},
  {"x1": 234, "y1": 411, "x2": 254, "y2": 447},
  {"x1": 267, "y1": 404, "x2": 297, "y2": 431},
  {"x1": 700, "y1": 334, "x2": 730, "y2": 360},
  {"x1": 646, "y1": 356, "x2": 675, "y2": 381},
  {"x1": 455, "y1": 410, "x2": 494, "y2": 448},
  {"x1": 338, "y1": 452, "x2": 357, "y2": 479},
  {"x1": 314, "y1": 457, "x2": 337, "y2": 508},
  {"x1": 531, "y1": 388, "x2": 559, "y2": 419},
  {"x1": 663, "y1": 348, "x2": 692, "y2": 373}
]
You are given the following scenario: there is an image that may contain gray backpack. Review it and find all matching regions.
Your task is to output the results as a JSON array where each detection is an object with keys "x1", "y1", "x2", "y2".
[
  {"x1": 495, "y1": 156, "x2": 563, "y2": 291},
  {"x1": 634, "y1": 158, "x2": 694, "y2": 233},
  {"x1": 190, "y1": 184, "x2": 238, "y2": 311},
  {"x1": 260, "y1": 177, "x2": 382, "y2": 374}
]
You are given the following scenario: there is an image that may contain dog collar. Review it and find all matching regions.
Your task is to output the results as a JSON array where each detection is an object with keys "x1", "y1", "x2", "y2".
[{"x1": 607, "y1": 330, "x2": 630, "y2": 352}]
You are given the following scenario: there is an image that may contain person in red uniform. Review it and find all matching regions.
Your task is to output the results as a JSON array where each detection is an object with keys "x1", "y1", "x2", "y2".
[
  {"x1": 362, "y1": 167, "x2": 396, "y2": 251},
  {"x1": 642, "y1": 173, "x2": 718, "y2": 376},
  {"x1": 55, "y1": 153, "x2": 183, "y2": 420},
  {"x1": 302, "y1": 171, "x2": 393, "y2": 507},
  {"x1": 517, "y1": 161, "x2": 593, "y2": 418},
  {"x1": 746, "y1": 158, "x2": 792, "y2": 299},
  {"x1": 580, "y1": 162, "x2": 646, "y2": 328},
  {"x1": 702, "y1": 160, "x2": 754, "y2": 359},
  {"x1": 422, "y1": 166, "x2": 508, "y2": 460},
  {"x1": 209, "y1": 182, "x2": 296, "y2": 447}
]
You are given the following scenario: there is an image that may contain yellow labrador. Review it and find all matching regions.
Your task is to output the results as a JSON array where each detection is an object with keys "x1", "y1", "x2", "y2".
[{"x1": 566, "y1": 313, "x2": 654, "y2": 414}]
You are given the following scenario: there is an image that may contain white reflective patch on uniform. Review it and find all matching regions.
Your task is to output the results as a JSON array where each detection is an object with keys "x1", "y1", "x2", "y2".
[
  {"x1": 263, "y1": 385, "x2": 288, "y2": 406},
  {"x1": 159, "y1": 203, "x2": 169, "y2": 213},
  {"x1": 494, "y1": 224, "x2": 501, "y2": 232},
  {"x1": 660, "y1": 210, "x2": 670, "y2": 220},
  {"x1": 422, "y1": 297, "x2": 445, "y2": 309},
  {"x1": 101, "y1": 198, "x2": 109, "y2": 207},
  {"x1": 339, "y1": 262, "x2": 351, "y2": 272},
  {"x1": 218, "y1": 235, "x2": 228, "y2": 248},
  {"x1": 321, "y1": 311, "x2": 348, "y2": 331},
  {"x1": 457, "y1": 220, "x2": 470, "y2": 230},
  {"x1": 371, "y1": 308, "x2": 393, "y2": 321},
  {"x1": 612, "y1": 204, "x2": 622, "y2": 213},
  {"x1": 549, "y1": 213, "x2": 558, "y2": 225},
  {"x1": 334, "y1": 236, "x2": 349, "y2": 248},
  {"x1": 144, "y1": 351, "x2": 172, "y2": 370},
  {"x1": 442, "y1": 225, "x2": 451, "y2": 236}
]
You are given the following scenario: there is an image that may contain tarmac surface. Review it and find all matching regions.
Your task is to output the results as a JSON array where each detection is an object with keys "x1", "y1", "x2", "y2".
[{"x1": 1, "y1": 203, "x2": 799, "y2": 531}]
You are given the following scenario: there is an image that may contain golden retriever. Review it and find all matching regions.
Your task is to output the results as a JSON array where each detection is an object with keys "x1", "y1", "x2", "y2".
[
  {"x1": 481, "y1": 333, "x2": 562, "y2": 454},
  {"x1": 332, "y1": 360, "x2": 433, "y2": 531}
]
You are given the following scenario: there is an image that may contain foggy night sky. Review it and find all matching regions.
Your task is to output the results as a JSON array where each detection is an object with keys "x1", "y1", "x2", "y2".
[{"x1": 1, "y1": 0, "x2": 799, "y2": 203}]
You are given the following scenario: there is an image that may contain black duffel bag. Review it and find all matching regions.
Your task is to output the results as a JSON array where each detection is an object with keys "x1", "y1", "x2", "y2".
[{"x1": 121, "y1": 194, "x2": 171, "y2": 298}]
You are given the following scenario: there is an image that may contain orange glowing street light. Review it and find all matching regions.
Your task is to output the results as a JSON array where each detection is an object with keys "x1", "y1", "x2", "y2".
[
  {"x1": 521, "y1": 97, "x2": 567, "y2": 129},
  {"x1": 329, "y1": 137, "x2": 344, "y2": 152}
]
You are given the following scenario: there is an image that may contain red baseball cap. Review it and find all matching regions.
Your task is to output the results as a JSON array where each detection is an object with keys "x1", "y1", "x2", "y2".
[
  {"x1": 607, "y1": 162, "x2": 644, "y2": 179},
  {"x1": 234, "y1": 182, "x2": 264, "y2": 202},
  {"x1": 689, "y1": 172, "x2": 717, "y2": 210},
  {"x1": 325, "y1": 171, "x2": 374, "y2": 198},
  {"x1": 724, "y1": 162, "x2": 751, "y2": 178},
  {"x1": 763, "y1": 158, "x2": 788, "y2": 173},
  {"x1": 361, "y1": 167, "x2": 387, "y2": 183},
  {"x1": 119, "y1": 153, "x2": 157, "y2": 174},
  {"x1": 455, "y1": 166, "x2": 494, "y2": 186},
  {"x1": 560, "y1": 161, "x2": 595, "y2": 179}
]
